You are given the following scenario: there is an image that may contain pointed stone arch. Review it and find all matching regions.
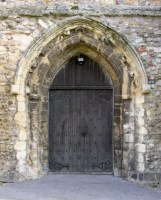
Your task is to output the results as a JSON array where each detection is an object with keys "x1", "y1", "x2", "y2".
[
  {"x1": 15, "y1": 17, "x2": 148, "y2": 86},
  {"x1": 12, "y1": 17, "x2": 150, "y2": 179}
]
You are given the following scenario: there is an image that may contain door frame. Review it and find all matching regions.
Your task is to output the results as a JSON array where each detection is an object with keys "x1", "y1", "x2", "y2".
[{"x1": 13, "y1": 17, "x2": 149, "y2": 179}]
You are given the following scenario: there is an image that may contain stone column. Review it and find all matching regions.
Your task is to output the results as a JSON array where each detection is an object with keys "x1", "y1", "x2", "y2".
[
  {"x1": 122, "y1": 99, "x2": 135, "y2": 177},
  {"x1": 14, "y1": 94, "x2": 28, "y2": 174},
  {"x1": 28, "y1": 100, "x2": 40, "y2": 177},
  {"x1": 134, "y1": 92, "x2": 147, "y2": 172}
]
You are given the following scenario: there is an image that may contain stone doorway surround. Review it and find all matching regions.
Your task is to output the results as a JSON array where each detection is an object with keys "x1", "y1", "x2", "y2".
[{"x1": 11, "y1": 17, "x2": 150, "y2": 180}]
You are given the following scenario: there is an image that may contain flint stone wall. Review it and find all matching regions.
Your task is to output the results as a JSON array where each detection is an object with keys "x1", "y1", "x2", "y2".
[{"x1": 0, "y1": 2, "x2": 160, "y2": 183}]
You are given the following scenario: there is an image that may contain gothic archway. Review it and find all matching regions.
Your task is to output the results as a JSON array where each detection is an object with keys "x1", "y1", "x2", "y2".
[{"x1": 12, "y1": 17, "x2": 149, "y2": 179}]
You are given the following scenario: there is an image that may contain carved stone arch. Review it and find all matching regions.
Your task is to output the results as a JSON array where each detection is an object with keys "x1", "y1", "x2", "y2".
[
  {"x1": 33, "y1": 45, "x2": 120, "y2": 88},
  {"x1": 14, "y1": 17, "x2": 148, "y2": 90},
  {"x1": 40, "y1": 37, "x2": 123, "y2": 86},
  {"x1": 13, "y1": 17, "x2": 150, "y2": 179}
]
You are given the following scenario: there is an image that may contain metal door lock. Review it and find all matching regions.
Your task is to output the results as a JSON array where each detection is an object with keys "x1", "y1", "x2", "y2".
[{"x1": 82, "y1": 132, "x2": 87, "y2": 137}]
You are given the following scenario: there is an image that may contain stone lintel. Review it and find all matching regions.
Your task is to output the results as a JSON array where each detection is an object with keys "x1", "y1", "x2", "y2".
[{"x1": 0, "y1": 5, "x2": 161, "y2": 18}]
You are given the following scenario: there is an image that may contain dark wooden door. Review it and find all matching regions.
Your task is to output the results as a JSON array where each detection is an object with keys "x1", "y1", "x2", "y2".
[{"x1": 49, "y1": 55, "x2": 113, "y2": 172}]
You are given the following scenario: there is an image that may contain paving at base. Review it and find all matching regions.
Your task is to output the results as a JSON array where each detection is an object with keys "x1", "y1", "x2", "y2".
[{"x1": 0, "y1": 174, "x2": 161, "y2": 200}]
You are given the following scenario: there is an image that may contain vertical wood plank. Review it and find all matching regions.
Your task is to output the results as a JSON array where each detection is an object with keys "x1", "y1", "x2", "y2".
[
  {"x1": 49, "y1": 56, "x2": 113, "y2": 173},
  {"x1": 68, "y1": 90, "x2": 74, "y2": 171}
]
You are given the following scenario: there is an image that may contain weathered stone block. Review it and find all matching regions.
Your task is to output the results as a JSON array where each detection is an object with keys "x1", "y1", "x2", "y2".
[
  {"x1": 136, "y1": 153, "x2": 144, "y2": 163},
  {"x1": 114, "y1": 86, "x2": 121, "y2": 96},
  {"x1": 11, "y1": 173, "x2": 19, "y2": 183},
  {"x1": 137, "y1": 117, "x2": 144, "y2": 126},
  {"x1": 42, "y1": 102, "x2": 48, "y2": 110},
  {"x1": 17, "y1": 151, "x2": 26, "y2": 160},
  {"x1": 137, "y1": 163, "x2": 145, "y2": 172},
  {"x1": 14, "y1": 141, "x2": 26, "y2": 151},
  {"x1": 38, "y1": 63, "x2": 48, "y2": 80},
  {"x1": 14, "y1": 112, "x2": 27, "y2": 130},
  {"x1": 137, "y1": 108, "x2": 144, "y2": 117},
  {"x1": 19, "y1": 159, "x2": 26, "y2": 166},
  {"x1": 8, "y1": 172, "x2": 15, "y2": 183},
  {"x1": 135, "y1": 144, "x2": 146, "y2": 153},
  {"x1": 19, "y1": 166, "x2": 27, "y2": 174},
  {"x1": 124, "y1": 134, "x2": 134, "y2": 143},
  {"x1": 38, "y1": 19, "x2": 49, "y2": 29},
  {"x1": 29, "y1": 94, "x2": 40, "y2": 100},
  {"x1": 142, "y1": 84, "x2": 151, "y2": 94},
  {"x1": 43, "y1": 166, "x2": 48, "y2": 171},
  {"x1": 144, "y1": 173, "x2": 149, "y2": 181},
  {"x1": 69, "y1": 36, "x2": 80, "y2": 45},
  {"x1": 25, "y1": 86, "x2": 30, "y2": 94},
  {"x1": 154, "y1": 47, "x2": 161, "y2": 53},
  {"x1": 123, "y1": 124, "x2": 134, "y2": 134},
  {"x1": 156, "y1": 173, "x2": 161, "y2": 181},
  {"x1": 41, "y1": 111, "x2": 48, "y2": 121},
  {"x1": 32, "y1": 160, "x2": 38, "y2": 167},
  {"x1": 0, "y1": 172, "x2": 9, "y2": 182},
  {"x1": 29, "y1": 102, "x2": 39, "y2": 112},
  {"x1": 80, "y1": 37, "x2": 98, "y2": 50},
  {"x1": 114, "y1": 95, "x2": 121, "y2": 104},
  {"x1": 114, "y1": 117, "x2": 120, "y2": 125},
  {"x1": 17, "y1": 95, "x2": 26, "y2": 102},
  {"x1": 48, "y1": 48, "x2": 62, "y2": 63},
  {"x1": 114, "y1": 105, "x2": 121, "y2": 116},
  {"x1": 114, "y1": 168, "x2": 122, "y2": 177},
  {"x1": 42, "y1": 86, "x2": 48, "y2": 96},
  {"x1": 131, "y1": 174, "x2": 137, "y2": 180},
  {"x1": 99, "y1": 45, "x2": 113, "y2": 56},
  {"x1": 0, "y1": 172, "x2": 20, "y2": 183},
  {"x1": 139, "y1": 127, "x2": 148, "y2": 135},
  {"x1": 18, "y1": 102, "x2": 26, "y2": 112},
  {"x1": 149, "y1": 173, "x2": 156, "y2": 181},
  {"x1": 30, "y1": 142, "x2": 38, "y2": 150},
  {"x1": 156, "y1": 80, "x2": 161, "y2": 86},
  {"x1": 30, "y1": 151, "x2": 38, "y2": 161},
  {"x1": 19, "y1": 131, "x2": 27, "y2": 141},
  {"x1": 11, "y1": 85, "x2": 19, "y2": 94},
  {"x1": 139, "y1": 173, "x2": 143, "y2": 181}
]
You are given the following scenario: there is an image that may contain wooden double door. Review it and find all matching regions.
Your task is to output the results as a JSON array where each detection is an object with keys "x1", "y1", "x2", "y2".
[{"x1": 49, "y1": 55, "x2": 113, "y2": 172}]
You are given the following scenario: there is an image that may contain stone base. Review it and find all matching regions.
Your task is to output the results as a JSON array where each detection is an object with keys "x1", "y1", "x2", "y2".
[
  {"x1": 1, "y1": 171, "x2": 161, "y2": 183},
  {"x1": 129, "y1": 172, "x2": 161, "y2": 182},
  {"x1": 0, "y1": 171, "x2": 48, "y2": 183},
  {"x1": 0, "y1": 171, "x2": 27, "y2": 183}
]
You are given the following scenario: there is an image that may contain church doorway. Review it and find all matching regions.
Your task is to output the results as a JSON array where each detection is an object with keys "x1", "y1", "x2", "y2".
[{"x1": 49, "y1": 55, "x2": 113, "y2": 172}]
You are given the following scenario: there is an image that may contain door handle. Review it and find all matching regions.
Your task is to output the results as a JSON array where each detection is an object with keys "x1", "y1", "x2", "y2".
[{"x1": 82, "y1": 132, "x2": 87, "y2": 137}]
